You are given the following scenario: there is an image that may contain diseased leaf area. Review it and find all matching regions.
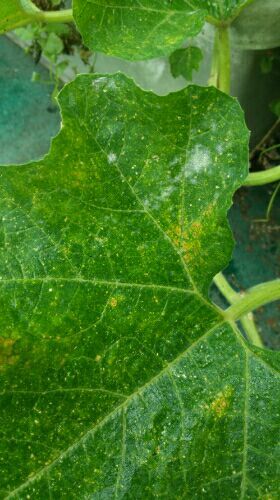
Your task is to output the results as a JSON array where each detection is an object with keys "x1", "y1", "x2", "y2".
[
  {"x1": 170, "y1": 46, "x2": 203, "y2": 81},
  {"x1": 0, "y1": 1, "x2": 31, "y2": 33},
  {"x1": 0, "y1": 74, "x2": 279, "y2": 498},
  {"x1": 73, "y1": 1, "x2": 252, "y2": 60},
  {"x1": 73, "y1": 0, "x2": 206, "y2": 60}
]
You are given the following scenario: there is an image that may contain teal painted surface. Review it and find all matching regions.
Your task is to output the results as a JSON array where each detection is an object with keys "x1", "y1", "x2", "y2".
[
  {"x1": 0, "y1": 36, "x2": 279, "y2": 349},
  {"x1": 211, "y1": 186, "x2": 280, "y2": 349},
  {"x1": 0, "y1": 36, "x2": 60, "y2": 165},
  {"x1": 228, "y1": 186, "x2": 280, "y2": 350}
]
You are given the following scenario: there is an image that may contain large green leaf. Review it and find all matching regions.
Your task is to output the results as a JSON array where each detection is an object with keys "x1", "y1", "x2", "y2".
[
  {"x1": 231, "y1": 0, "x2": 280, "y2": 49},
  {"x1": 0, "y1": 74, "x2": 279, "y2": 498},
  {"x1": 0, "y1": 1, "x2": 33, "y2": 33},
  {"x1": 73, "y1": 0, "x2": 251, "y2": 60}
]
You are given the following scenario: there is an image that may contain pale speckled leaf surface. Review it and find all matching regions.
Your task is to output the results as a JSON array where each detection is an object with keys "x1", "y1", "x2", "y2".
[
  {"x1": 0, "y1": 74, "x2": 279, "y2": 499},
  {"x1": 73, "y1": 0, "x2": 252, "y2": 60},
  {"x1": 0, "y1": 0, "x2": 32, "y2": 33}
]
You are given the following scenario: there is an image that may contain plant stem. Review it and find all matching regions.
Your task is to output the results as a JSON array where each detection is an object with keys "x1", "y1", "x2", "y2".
[
  {"x1": 208, "y1": 29, "x2": 219, "y2": 87},
  {"x1": 214, "y1": 273, "x2": 263, "y2": 347},
  {"x1": 244, "y1": 165, "x2": 280, "y2": 186},
  {"x1": 210, "y1": 33, "x2": 264, "y2": 347},
  {"x1": 217, "y1": 27, "x2": 231, "y2": 94},
  {"x1": 209, "y1": 27, "x2": 231, "y2": 93},
  {"x1": 20, "y1": 0, "x2": 73, "y2": 23},
  {"x1": 250, "y1": 118, "x2": 280, "y2": 160},
  {"x1": 35, "y1": 9, "x2": 73, "y2": 24},
  {"x1": 225, "y1": 279, "x2": 280, "y2": 322},
  {"x1": 20, "y1": 0, "x2": 39, "y2": 15},
  {"x1": 260, "y1": 143, "x2": 280, "y2": 158}
]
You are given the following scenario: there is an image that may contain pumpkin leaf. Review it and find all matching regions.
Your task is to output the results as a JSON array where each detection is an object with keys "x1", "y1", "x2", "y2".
[
  {"x1": 1, "y1": 74, "x2": 279, "y2": 498},
  {"x1": 72, "y1": 0, "x2": 251, "y2": 60},
  {"x1": 169, "y1": 46, "x2": 203, "y2": 81}
]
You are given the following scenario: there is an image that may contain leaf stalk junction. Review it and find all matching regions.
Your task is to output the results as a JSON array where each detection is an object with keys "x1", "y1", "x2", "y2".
[
  {"x1": 20, "y1": 0, "x2": 73, "y2": 24},
  {"x1": 211, "y1": 26, "x2": 280, "y2": 347}
]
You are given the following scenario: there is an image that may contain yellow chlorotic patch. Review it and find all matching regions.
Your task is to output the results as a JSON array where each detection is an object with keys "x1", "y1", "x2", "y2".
[
  {"x1": 0, "y1": 337, "x2": 19, "y2": 369},
  {"x1": 110, "y1": 297, "x2": 118, "y2": 308},
  {"x1": 209, "y1": 387, "x2": 233, "y2": 419},
  {"x1": 167, "y1": 222, "x2": 202, "y2": 266}
]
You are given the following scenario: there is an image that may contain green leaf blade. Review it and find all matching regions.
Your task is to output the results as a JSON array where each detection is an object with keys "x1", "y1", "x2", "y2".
[
  {"x1": 72, "y1": 1, "x2": 252, "y2": 60},
  {"x1": 73, "y1": 1, "x2": 206, "y2": 60}
]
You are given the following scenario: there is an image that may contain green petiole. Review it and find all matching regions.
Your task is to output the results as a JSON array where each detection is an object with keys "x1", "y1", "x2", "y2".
[{"x1": 20, "y1": 0, "x2": 73, "y2": 24}]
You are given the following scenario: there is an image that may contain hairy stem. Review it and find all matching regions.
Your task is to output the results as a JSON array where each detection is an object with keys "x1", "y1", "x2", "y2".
[
  {"x1": 217, "y1": 27, "x2": 231, "y2": 94},
  {"x1": 35, "y1": 9, "x2": 73, "y2": 23},
  {"x1": 244, "y1": 165, "x2": 280, "y2": 186},
  {"x1": 214, "y1": 273, "x2": 263, "y2": 347},
  {"x1": 225, "y1": 279, "x2": 280, "y2": 322},
  {"x1": 208, "y1": 29, "x2": 219, "y2": 87},
  {"x1": 20, "y1": 0, "x2": 73, "y2": 23},
  {"x1": 209, "y1": 26, "x2": 231, "y2": 93}
]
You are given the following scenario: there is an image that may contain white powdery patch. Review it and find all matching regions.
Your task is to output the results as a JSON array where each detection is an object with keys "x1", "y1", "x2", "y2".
[
  {"x1": 184, "y1": 145, "x2": 211, "y2": 178},
  {"x1": 107, "y1": 152, "x2": 117, "y2": 164},
  {"x1": 216, "y1": 143, "x2": 224, "y2": 155},
  {"x1": 92, "y1": 77, "x2": 107, "y2": 86}
]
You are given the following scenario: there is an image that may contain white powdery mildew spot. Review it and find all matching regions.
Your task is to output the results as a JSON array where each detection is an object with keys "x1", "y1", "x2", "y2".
[
  {"x1": 107, "y1": 153, "x2": 117, "y2": 164},
  {"x1": 92, "y1": 77, "x2": 107, "y2": 86},
  {"x1": 216, "y1": 143, "x2": 224, "y2": 155},
  {"x1": 185, "y1": 145, "x2": 211, "y2": 178}
]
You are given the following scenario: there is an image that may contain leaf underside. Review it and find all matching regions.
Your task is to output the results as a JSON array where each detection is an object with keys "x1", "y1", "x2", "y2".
[
  {"x1": 0, "y1": 74, "x2": 279, "y2": 499},
  {"x1": 73, "y1": 0, "x2": 251, "y2": 60}
]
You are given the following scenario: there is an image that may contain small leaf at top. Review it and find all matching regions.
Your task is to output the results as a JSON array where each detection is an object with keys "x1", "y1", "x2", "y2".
[
  {"x1": 0, "y1": 74, "x2": 279, "y2": 498},
  {"x1": 169, "y1": 46, "x2": 203, "y2": 81},
  {"x1": 72, "y1": 0, "x2": 252, "y2": 60}
]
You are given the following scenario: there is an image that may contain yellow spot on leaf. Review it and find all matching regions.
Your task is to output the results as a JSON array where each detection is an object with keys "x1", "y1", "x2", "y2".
[
  {"x1": 167, "y1": 205, "x2": 216, "y2": 267},
  {"x1": 0, "y1": 337, "x2": 19, "y2": 370},
  {"x1": 110, "y1": 297, "x2": 118, "y2": 308},
  {"x1": 209, "y1": 387, "x2": 233, "y2": 419}
]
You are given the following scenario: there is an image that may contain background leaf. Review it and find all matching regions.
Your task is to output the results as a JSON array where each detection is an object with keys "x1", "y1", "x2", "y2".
[
  {"x1": 195, "y1": 0, "x2": 252, "y2": 21},
  {"x1": 0, "y1": 74, "x2": 278, "y2": 498},
  {"x1": 169, "y1": 46, "x2": 203, "y2": 81},
  {"x1": 72, "y1": 0, "x2": 250, "y2": 60}
]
